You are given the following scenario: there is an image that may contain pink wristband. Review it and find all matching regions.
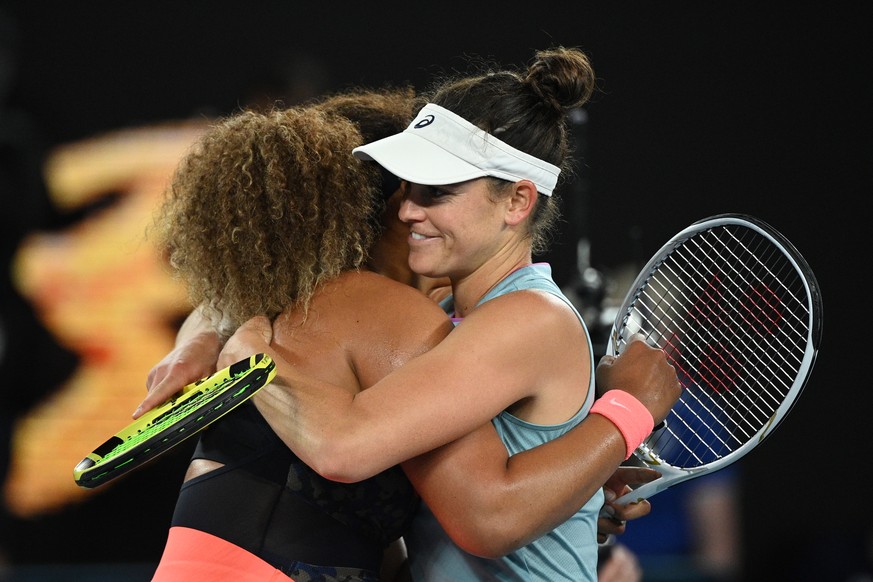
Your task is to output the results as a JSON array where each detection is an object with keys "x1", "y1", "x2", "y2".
[{"x1": 590, "y1": 390, "x2": 655, "y2": 460}]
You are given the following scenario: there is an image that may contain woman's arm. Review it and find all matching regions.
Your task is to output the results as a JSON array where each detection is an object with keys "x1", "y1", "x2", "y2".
[
  {"x1": 401, "y1": 339, "x2": 677, "y2": 557},
  {"x1": 401, "y1": 417, "x2": 624, "y2": 556},
  {"x1": 225, "y1": 292, "x2": 679, "y2": 484},
  {"x1": 134, "y1": 305, "x2": 223, "y2": 418},
  {"x1": 225, "y1": 292, "x2": 581, "y2": 481}
]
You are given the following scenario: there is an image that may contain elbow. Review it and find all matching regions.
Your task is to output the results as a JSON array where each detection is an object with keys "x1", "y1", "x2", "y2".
[
  {"x1": 303, "y1": 434, "x2": 375, "y2": 483},
  {"x1": 442, "y1": 507, "x2": 529, "y2": 558},
  {"x1": 450, "y1": 523, "x2": 524, "y2": 559}
]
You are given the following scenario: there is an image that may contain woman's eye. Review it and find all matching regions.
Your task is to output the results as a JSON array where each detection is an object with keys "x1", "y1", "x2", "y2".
[{"x1": 403, "y1": 184, "x2": 452, "y2": 207}]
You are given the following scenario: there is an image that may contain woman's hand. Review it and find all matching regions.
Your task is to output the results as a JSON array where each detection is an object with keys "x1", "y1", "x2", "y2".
[
  {"x1": 595, "y1": 337, "x2": 681, "y2": 426},
  {"x1": 217, "y1": 315, "x2": 274, "y2": 369},
  {"x1": 134, "y1": 327, "x2": 222, "y2": 419},
  {"x1": 597, "y1": 466, "x2": 660, "y2": 542}
]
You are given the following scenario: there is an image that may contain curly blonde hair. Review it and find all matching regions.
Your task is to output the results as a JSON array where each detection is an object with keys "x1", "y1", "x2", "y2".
[{"x1": 152, "y1": 106, "x2": 380, "y2": 335}]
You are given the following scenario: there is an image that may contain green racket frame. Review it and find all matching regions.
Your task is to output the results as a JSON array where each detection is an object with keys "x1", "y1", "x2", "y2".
[{"x1": 73, "y1": 353, "x2": 276, "y2": 489}]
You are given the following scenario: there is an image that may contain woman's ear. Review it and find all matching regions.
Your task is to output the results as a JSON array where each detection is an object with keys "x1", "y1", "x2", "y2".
[{"x1": 504, "y1": 179, "x2": 538, "y2": 226}]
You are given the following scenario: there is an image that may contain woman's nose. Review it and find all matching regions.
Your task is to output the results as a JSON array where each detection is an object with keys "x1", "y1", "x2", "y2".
[{"x1": 398, "y1": 196, "x2": 423, "y2": 223}]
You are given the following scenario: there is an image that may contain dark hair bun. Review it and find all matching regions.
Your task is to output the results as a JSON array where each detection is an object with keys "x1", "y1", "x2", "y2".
[{"x1": 525, "y1": 46, "x2": 596, "y2": 114}]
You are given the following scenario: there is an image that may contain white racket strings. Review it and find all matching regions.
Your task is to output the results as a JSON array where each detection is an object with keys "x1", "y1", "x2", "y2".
[{"x1": 616, "y1": 223, "x2": 814, "y2": 470}]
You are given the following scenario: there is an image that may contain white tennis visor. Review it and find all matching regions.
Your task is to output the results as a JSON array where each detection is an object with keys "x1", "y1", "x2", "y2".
[{"x1": 352, "y1": 103, "x2": 560, "y2": 196}]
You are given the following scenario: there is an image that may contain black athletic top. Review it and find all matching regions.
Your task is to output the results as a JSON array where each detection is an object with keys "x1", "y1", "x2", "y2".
[{"x1": 170, "y1": 401, "x2": 419, "y2": 582}]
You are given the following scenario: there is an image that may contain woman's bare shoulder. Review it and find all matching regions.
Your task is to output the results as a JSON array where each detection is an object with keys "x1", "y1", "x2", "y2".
[
  {"x1": 338, "y1": 270, "x2": 448, "y2": 313},
  {"x1": 330, "y1": 271, "x2": 454, "y2": 385}
]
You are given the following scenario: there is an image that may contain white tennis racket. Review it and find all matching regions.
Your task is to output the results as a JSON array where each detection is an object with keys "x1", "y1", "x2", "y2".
[{"x1": 609, "y1": 214, "x2": 822, "y2": 504}]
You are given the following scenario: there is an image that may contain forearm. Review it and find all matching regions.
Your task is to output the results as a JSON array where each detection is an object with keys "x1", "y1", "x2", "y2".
[
  {"x1": 253, "y1": 360, "x2": 513, "y2": 482},
  {"x1": 175, "y1": 304, "x2": 223, "y2": 346},
  {"x1": 229, "y1": 319, "x2": 517, "y2": 482},
  {"x1": 135, "y1": 305, "x2": 224, "y2": 418},
  {"x1": 403, "y1": 414, "x2": 628, "y2": 557},
  {"x1": 252, "y1": 367, "x2": 369, "y2": 482}
]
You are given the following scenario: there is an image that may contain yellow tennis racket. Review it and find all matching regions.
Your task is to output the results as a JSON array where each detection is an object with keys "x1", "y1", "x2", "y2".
[{"x1": 73, "y1": 353, "x2": 276, "y2": 489}]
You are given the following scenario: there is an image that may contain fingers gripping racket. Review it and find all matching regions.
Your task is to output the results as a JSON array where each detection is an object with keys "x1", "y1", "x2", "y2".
[
  {"x1": 609, "y1": 214, "x2": 822, "y2": 504},
  {"x1": 73, "y1": 353, "x2": 276, "y2": 489}
]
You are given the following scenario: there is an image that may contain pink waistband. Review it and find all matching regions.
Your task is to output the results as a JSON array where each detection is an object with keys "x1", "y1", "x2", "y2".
[{"x1": 151, "y1": 526, "x2": 295, "y2": 582}]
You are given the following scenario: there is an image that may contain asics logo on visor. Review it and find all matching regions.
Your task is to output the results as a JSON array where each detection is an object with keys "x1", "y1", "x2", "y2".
[{"x1": 414, "y1": 115, "x2": 435, "y2": 129}]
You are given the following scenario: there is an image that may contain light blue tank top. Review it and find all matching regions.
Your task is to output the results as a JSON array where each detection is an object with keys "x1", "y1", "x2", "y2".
[{"x1": 405, "y1": 263, "x2": 601, "y2": 581}]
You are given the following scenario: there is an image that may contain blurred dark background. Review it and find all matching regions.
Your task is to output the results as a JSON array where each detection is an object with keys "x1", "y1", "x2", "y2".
[{"x1": 1, "y1": 2, "x2": 869, "y2": 580}]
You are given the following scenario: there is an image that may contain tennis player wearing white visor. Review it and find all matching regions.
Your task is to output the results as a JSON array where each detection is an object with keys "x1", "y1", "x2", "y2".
[{"x1": 327, "y1": 47, "x2": 678, "y2": 582}]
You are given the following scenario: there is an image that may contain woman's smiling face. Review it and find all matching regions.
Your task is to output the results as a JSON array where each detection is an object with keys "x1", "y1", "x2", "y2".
[{"x1": 398, "y1": 179, "x2": 510, "y2": 281}]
